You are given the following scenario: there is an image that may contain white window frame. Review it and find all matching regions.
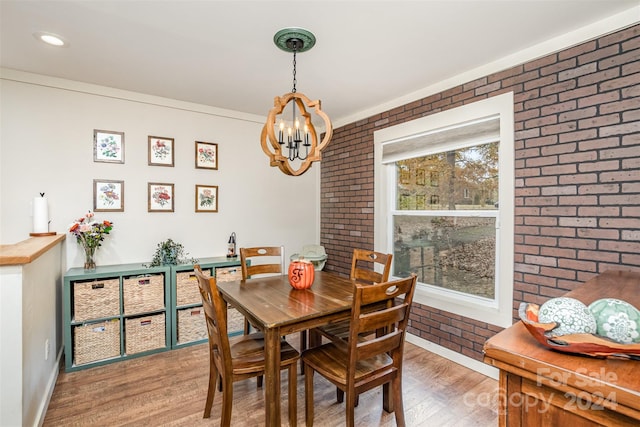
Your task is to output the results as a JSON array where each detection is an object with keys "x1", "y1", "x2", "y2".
[{"x1": 374, "y1": 92, "x2": 514, "y2": 328}]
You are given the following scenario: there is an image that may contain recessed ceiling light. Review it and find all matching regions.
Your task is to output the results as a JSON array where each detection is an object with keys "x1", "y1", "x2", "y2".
[{"x1": 33, "y1": 32, "x2": 68, "y2": 47}]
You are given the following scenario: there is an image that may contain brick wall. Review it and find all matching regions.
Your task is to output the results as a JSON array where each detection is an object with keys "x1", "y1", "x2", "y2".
[{"x1": 320, "y1": 24, "x2": 640, "y2": 361}]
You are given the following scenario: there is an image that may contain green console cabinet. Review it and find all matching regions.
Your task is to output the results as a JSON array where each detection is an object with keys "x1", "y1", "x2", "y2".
[{"x1": 63, "y1": 257, "x2": 243, "y2": 371}]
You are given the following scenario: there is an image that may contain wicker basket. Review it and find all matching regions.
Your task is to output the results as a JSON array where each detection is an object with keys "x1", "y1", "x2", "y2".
[
  {"x1": 176, "y1": 270, "x2": 205, "y2": 306},
  {"x1": 215, "y1": 266, "x2": 242, "y2": 282},
  {"x1": 177, "y1": 307, "x2": 207, "y2": 344},
  {"x1": 73, "y1": 319, "x2": 121, "y2": 365},
  {"x1": 125, "y1": 313, "x2": 166, "y2": 354},
  {"x1": 73, "y1": 278, "x2": 120, "y2": 321},
  {"x1": 123, "y1": 274, "x2": 165, "y2": 315}
]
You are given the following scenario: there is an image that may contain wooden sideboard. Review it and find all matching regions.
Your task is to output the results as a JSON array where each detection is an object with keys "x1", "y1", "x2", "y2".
[{"x1": 484, "y1": 270, "x2": 640, "y2": 426}]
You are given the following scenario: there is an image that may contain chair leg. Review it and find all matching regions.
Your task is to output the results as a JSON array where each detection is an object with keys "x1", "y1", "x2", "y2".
[
  {"x1": 336, "y1": 387, "x2": 359, "y2": 405},
  {"x1": 346, "y1": 390, "x2": 357, "y2": 427},
  {"x1": 300, "y1": 331, "x2": 307, "y2": 375},
  {"x1": 204, "y1": 363, "x2": 218, "y2": 418},
  {"x1": 220, "y1": 376, "x2": 233, "y2": 427},
  {"x1": 288, "y1": 363, "x2": 298, "y2": 427},
  {"x1": 392, "y1": 377, "x2": 406, "y2": 427},
  {"x1": 243, "y1": 318, "x2": 250, "y2": 334},
  {"x1": 304, "y1": 363, "x2": 314, "y2": 427}
]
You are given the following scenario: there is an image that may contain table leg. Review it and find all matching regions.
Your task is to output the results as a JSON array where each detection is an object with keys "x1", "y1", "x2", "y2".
[{"x1": 264, "y1": 327, "x2": 281, "y2": 426}]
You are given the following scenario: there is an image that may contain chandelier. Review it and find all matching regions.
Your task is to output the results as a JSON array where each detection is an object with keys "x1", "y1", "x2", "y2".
[{"x1": 260, "y1": 28, "x2": 333, "y2": 176}]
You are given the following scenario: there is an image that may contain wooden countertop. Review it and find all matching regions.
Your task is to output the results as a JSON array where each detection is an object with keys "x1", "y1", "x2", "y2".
[{"x1": 0, "y1": 234, "x2": 66, "y2": 265}]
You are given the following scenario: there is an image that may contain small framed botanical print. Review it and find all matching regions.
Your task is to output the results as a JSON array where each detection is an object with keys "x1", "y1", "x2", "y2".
[
  {"x1": 93, "y1": 179, "x2": 124, "y2": 212},
  {"x1": 195, "y1": 141, "x2": 218, "y2": 170},
  {"x1": 195, "y1": 184, "x2": 218, "y2": 213},
  {"x1": 148, "y1": 136, "x2": 175, "y2": 166},
  {"x1": 148, "y1": 182, "x2": 174, "y2": 212},
  {"x1": 94, "y1": 130, "x2": 124, "y2": 163}
]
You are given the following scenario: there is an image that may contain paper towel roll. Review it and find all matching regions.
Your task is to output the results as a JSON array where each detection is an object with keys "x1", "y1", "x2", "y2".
[{"x1": 33, "y1": 197, "x2": 49, "y2": 233}]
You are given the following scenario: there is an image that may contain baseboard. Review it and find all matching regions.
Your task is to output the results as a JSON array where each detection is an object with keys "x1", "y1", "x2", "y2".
[
  {"x1": 34, "y1": 348, "x2": 62, "y2": 427},
  {"x1": 406, "y1": 333, "x2": 499, "y2": 380}
]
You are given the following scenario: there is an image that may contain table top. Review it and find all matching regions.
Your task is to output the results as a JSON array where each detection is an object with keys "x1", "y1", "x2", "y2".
[
  {"x1": 217, "y1": 271, "x2": 354, "y2": 331},
  {"x1": 484, "y1": 270, "x2": 640, "y2": 413}
]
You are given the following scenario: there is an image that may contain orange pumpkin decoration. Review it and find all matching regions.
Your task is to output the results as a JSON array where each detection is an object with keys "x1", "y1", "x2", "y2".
[{"x1": 288, "y1": 258, "x2": 315, "y2": 289}]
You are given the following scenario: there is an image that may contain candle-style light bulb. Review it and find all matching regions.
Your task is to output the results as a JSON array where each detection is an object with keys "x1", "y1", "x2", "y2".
[
  {"x1": 304, "y1": 124, "x2": 310, "y2": 146},
  {"x1": 278, "y1": 120, "x2": 285, "y2": 144},
  {"x1": 294, "y1": 118, "x2": 301, "y2": 142}
]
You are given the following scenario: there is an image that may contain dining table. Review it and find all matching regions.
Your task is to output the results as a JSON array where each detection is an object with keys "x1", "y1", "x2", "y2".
[{"x1": 216, "y1": 270, "x2": 357, "y2": 426}]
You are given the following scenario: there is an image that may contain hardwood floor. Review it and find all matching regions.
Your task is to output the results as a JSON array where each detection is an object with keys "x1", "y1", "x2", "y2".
[{"x1": 43, "y1": 341, "x2": 498, "y2": 426}]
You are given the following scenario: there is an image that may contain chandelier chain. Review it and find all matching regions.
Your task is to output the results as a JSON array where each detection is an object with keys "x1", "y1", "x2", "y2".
[{"x1": 292, "y1": 48, "x2": 297, "y2": 93}]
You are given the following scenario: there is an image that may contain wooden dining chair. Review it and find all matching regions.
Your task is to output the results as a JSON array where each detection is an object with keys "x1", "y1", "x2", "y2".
[
  {"x1": 239, "y1": 246, "x2": 285, "y2": 334},
  {"x1": 193, "y1": 265, "x2": 299, "y2": 426},
  {"x1": 313, "y1": 249, "x2": 393, "y2": 345},
  {"x1": 240, "y1": 245, "x2": 310, "y2": 369},
  {"x1": 302, "y1": 274, "x2": 417, "y2": 427}
]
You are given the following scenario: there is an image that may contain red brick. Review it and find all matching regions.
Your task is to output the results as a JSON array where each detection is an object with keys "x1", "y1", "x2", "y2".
[
  {"x1": 599, "y1": 240, "x2": 640, "y2": 253},
  {"x1": 541, "y1": 185, "x2": 577, "y2": 196},
  {"x1": 578, "y1": 183, "x2": 620, "y2": 194},
  {"x1": 578, "y1": 250, "x2": 620, "y2": 263},
  {"x1": 558, "y1": 259, "x2": 597, "y2": 272},
  {"x1": 559, "y1": 62, "x2": 598, "y2": 80},
  {"x1": 578, "y1": 160, "x2": 620, "y2": 172},
  {"x1": 578, "y1": 68, "x2": 621, "y2": 86},
  {"x1": 558, "y1": 238, "x2": 597, "y2": 250},
  {"x1": 540, "y1": 227, "x2": 576, "y2": 237},
  {"x1": 577, "y1": 91, "x2": 621, "y2": 108},
  {"x1": 559, "y1": 151, "x2": 598, "y2": 164},
  {"x1": 559, "y1": 106, "x2": 597, "y2": 122},
  {"x1": 577, "y1": 228, "x2": 619, "y2": 239},
  {"x1": 600, "y1": 218, "x2": 640, "y2": 229},
  {"x1": 539, "y1": 266, "x2": 577, "y2": 280},
  {"x1": 558, "y1": 174, "x2": 598, "y2": 185}
]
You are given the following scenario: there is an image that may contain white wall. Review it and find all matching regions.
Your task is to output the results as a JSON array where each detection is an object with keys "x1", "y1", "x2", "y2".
[{"x1": 0, "y1": 69, "x2": 320, "y2": 266}]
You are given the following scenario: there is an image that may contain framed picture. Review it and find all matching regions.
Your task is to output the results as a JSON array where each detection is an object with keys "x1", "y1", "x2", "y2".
[
  {"x1": 195, "y1": 141, "x2": 218, "y2": 170},
  {"x1": 93, "y1": 179, "x2": 124, "y2": 212},
  {"x1": 148, "y1": 182, "x2": 174, "y2": 212},
  {"x1": 195, "y1": 185, "x2": 218, "y2": 213},
  {"x1": 148, "y1": 136, "x2": 175, "y2": 166},
  {"x1": 94, "y1": 130, "x2": 124, "y2": 163}
]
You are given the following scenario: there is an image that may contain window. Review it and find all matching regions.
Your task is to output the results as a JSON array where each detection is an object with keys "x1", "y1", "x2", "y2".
[
  {"x1": 394, "y1": 142, "x2": 499, "y2": 299},
  {"x1": 374, "y1": 93, "x2": 514, "y2": 328}
]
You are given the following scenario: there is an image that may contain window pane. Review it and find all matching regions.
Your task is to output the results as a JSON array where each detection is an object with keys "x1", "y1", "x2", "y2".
[
  {"x1": 396, "y1": 142, "x2": 499, "y2": 211},
  {"x1": 393, "y1": 215, "x2": 496, "y2": 299}
]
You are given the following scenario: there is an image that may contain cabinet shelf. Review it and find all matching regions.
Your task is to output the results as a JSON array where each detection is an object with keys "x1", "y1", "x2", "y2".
[{"x1": 64, "y1": 258, "x2": 243, "y2": 371}]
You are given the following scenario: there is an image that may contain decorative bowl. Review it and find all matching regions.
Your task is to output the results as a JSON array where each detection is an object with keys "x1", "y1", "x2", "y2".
[{"x1": 519, "y1": 302, "x2": 640, "y2": 359}]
